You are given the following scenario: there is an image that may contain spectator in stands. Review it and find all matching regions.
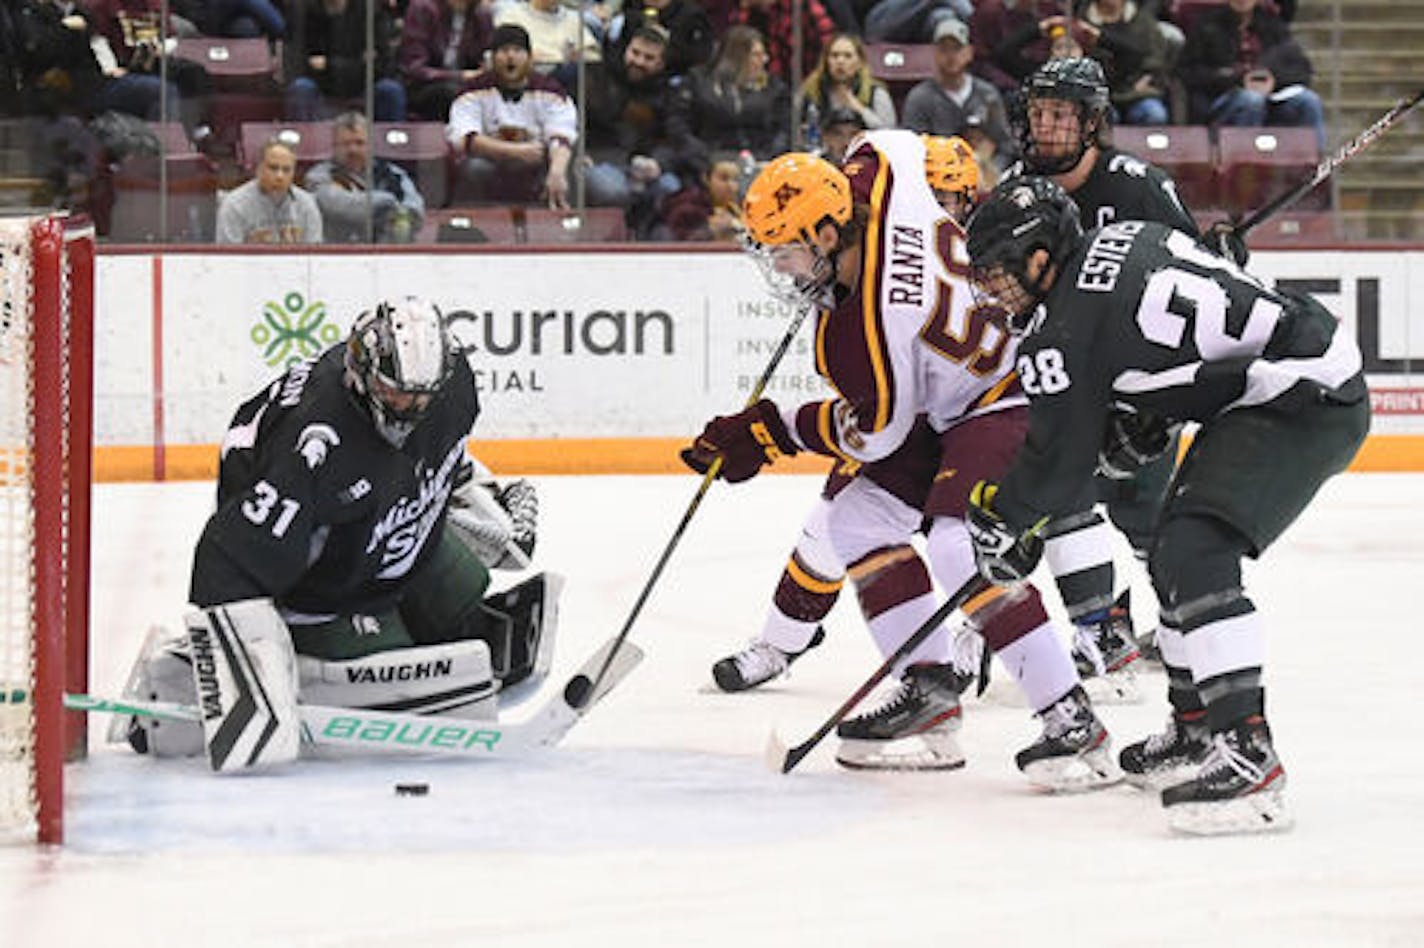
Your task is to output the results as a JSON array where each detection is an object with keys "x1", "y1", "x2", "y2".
[
  {"x1": 304, "y1": 112, "x2": 425, "y2": 243},
  {"x1": 11, "y1": 0, "x2": 108, "y2": 118},
  {"x1": 1177, "y1": 0, "x2": 1325, "y2": 149},
  {"x1": 605, "y1": 0, "x2": 713, "y2": 78},
  {"x1": 582, "y1": 24, "x2": 679, "y2": 236},
  {"x1": 217, "y1": 139, "x2": 323, "y2": 243},
  {"x1": 728, "y1": 0, "x2": 834, "y2": 84},
  {"x1": 87, "y1": 0, "x2": 214, "y2": 139},
  {"x1": 197, "y1": 0, "x2": 285, "y2": 40},
  {"x1": 1073, "y1": 0, "x2": 1170, "y2": 126},
  {"x1": 961, "y1": 112, "x2": 1001, "y2": 189},
  {"x1": 399, "y1": 0, "x2": 495, "y2": 121},
  {"x1": 968, "y1": 0, "x2": 1060, "y2": 95},
  {"x1": 496, "y1": 0, "x2": 600, "y2": 91},
  {"x1": 863, "y1": 0, "x2": 971, "y2": 46},
  {"x1": 655, "y1": 153, "x2": 744, "y2": 241},
  {"x1": 665, "y1": 26, "x2": 790, "y2": 182},
  {"x1": 901, "y1": 19, "x2": 1015, "y2": 168},
  {"x1": 446, "y1": 23, "x2": 576, "y2": 207},
  {"x1": 817, "y1": 104, "x2": 866, "y2": 164},
  {"x1": 799, "y1": 33, "x2": 896, "y2": 138},
  {"x1": 286, "y1": 0, "x2": 406, "y2": 122}
]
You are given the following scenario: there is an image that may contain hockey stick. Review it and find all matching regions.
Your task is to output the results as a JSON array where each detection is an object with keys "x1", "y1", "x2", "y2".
[
  {"x1": 566, "y1": 300, "x2": 818, "y2": 710},
  {"x1": 1236, "y1": 87, "x2": 1424, "y2": 235},
  {"x1": 766, "y1": 574, "x2": 993, "y2": 774},
  {"x1": 66, "y1": 636, "x2": 645, "y2": 762}
]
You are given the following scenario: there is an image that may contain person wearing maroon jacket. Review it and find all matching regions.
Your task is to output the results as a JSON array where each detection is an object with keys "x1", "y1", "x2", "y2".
[
  {"x1": 398, "y1": 0, "x2": 495, "y2": 120},
  {"x1": 728, "y1": 0, "x2": 835, "y2": 83},
  {"x1": 967, "y1": 0, "x2": 1060, "y2": 95}
]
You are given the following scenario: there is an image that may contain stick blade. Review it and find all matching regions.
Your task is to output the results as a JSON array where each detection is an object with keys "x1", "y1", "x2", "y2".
[{"x1": 764, "y1": 729, "x2": 812, "y2": 774}]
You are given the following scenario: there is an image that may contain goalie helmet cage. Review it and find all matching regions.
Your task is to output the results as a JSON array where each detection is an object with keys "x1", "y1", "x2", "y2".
[{"x1": 0, "y1": 214, "x2": 95, "y2": 846}]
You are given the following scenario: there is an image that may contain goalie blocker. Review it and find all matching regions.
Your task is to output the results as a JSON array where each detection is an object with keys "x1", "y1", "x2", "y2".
[{"x1": 117, "y1": 574, "x2": 562, "y2": 761}]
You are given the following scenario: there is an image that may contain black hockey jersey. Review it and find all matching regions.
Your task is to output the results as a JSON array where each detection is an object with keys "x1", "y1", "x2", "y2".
[
  {"x1": 189, "y1": 345, "x2": 480, "y2": 615},
  {"x1": 995, "y1": 220, "x2": 1365, "y2": 530},
  {"x1": 1010, "y1": 147, "x2": 1200, "y2": 236}
]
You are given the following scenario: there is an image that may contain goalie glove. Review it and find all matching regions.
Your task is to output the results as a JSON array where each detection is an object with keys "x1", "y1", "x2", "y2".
[
  {"x1": 1097, "y1": 405, "x2": 1178, "y2": 480},
  {"x1": 966, "y1": 481, "x2": 1045, "y2": 585},
  {"x1": 448, "y1": 468, "x2": 539, "y2": 570},
  {"x1": 680, "y1": 398, "x2": 798, "y2": 483}
]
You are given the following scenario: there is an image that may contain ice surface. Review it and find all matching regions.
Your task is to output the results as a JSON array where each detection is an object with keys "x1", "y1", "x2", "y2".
[{"x1": 2, "y1": 473, "x2": 1422, "y2": 947}]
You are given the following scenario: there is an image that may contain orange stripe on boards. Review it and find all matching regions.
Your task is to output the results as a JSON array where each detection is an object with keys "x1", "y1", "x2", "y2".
[{"x1": 89, "y1": 434, "x2": 1424, "y2": 482}]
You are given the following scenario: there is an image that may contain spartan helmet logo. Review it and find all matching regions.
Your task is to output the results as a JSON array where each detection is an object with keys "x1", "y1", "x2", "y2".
[{"x1": 296, "y1": 423, "x2": 341, "y2": 469}]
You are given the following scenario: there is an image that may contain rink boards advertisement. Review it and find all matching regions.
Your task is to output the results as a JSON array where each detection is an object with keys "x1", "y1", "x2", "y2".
[{"x1": 92, "y1": 246, "x2": 1423, "y2": 478}]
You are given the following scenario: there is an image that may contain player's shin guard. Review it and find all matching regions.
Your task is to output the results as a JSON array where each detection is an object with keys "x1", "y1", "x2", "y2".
[{"x1": 298, "y1": 640, "x2": 499, "y2": 721}]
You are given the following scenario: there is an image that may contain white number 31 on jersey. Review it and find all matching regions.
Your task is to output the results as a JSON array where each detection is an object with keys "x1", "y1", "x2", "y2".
[{"x1": 1017, "y1": 348, "x2": 1071, "y2": 396}]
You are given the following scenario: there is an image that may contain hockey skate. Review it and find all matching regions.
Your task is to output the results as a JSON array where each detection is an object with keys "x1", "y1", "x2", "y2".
[
  {"x1": 711, "y1": 627, "x2": 826, "y2": 693},
  {"x1": 1161, "y1": 716, "x2": 1292, "y2": 836},
  {"x1": 835, "y1": 663, "x2": 968, "y2": 771},
  {"x1": 1119, "y1": 710, "x2": 1210, "y2": 790},
  {"x1": 1016, "y1": 685, "x2": 1122, "y2": 792},
  {"x1": 1072, "y1": 591, "x2": 1143, "y2": 705}
]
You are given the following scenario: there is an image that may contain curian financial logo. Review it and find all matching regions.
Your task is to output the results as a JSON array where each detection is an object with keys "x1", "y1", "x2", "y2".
[{"x1": 250, "y1": 291, "x2": 342, "y2": 367}]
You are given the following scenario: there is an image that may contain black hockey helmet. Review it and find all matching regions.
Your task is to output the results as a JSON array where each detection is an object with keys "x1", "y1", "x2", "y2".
[
  {"x1": 966, "y1": 176, "x2": 1084, "y2": 331},
  {"x1": 345, "y1": 296, "x2": 455, "y2": 446},
  {"x1": 1016, "y1": 57, "x2": 1111, "y2": 174}
]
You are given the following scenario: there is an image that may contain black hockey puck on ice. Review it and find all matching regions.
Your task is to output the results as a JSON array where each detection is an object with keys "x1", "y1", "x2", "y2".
[{"x1": 394, "y1": 783, "x2": 429, "y2": 797}]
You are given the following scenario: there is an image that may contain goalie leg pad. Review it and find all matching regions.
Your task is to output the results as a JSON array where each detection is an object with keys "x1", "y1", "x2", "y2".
[
  {"x1": 478, "y1": 572, "x2": 563, "y2": 699},
  {"x1": 187, "y1": 599, "x2": 301, "y2": 773},
  {"x1": 297, "y1": 639, "x2": 498, "y2": 720},
  {"x1": 116, "y1": 624, "x2": 205, "y2": 757}
]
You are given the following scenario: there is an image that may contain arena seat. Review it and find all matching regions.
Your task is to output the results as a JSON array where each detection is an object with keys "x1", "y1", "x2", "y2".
[
  {"x1": 865, "y1": 43, "x2": 936, "y2": 108},
  {"x1": 373, "y1": 122, "x2": 451, "y2": 209},
  {"x1": 520, "y1": 207, "x2": 628, "y2": 244},
  {"x1": 175, "y1": 38, "x2": 284, "y2": 153},
  {"x1": 239, "y1": 121, "x2": 333, "y2": 173},
  {"x1": 420, "y1": 207, "x2": 521, "y2": 244},
  {"x1": 107, "y1": 153, "x2": 218, "y2": 243},
  {"x1": 1111, "y1": 124, "x2": 1217, "y2": 211},
  {"x1": 1215, "y1": 126, "x2": 1325, "y2": 217},
  {"x1": 1243, "y1": 210, "x2": 1339, "y2": 247}
]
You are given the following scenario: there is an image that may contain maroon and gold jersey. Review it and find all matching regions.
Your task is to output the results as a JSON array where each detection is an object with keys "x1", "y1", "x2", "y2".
[{"x1": 789, "y1": 129, "x2": 1023, "y2": 465}]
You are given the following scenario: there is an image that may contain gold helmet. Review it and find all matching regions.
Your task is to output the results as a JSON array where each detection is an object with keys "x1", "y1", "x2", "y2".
[
  {"x1": 742, "y1": 152, "x2": 852, "y2": 246},
  {"x1": 922, "y1": 135, "x2": 980, "y2": 198}
]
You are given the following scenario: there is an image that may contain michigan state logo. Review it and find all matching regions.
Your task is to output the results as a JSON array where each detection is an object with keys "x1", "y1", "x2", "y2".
[{"x1": 251, "y1": 292, "x2": 342, "y2": 367}]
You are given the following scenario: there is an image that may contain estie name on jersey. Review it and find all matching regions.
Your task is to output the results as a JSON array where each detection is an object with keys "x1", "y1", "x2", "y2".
[{"x1": 1075, "y1": 221, "x2": 1146, "y2": 294}]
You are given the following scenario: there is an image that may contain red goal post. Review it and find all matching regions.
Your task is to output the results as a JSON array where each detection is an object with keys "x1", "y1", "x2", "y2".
[{"x1": 1, "y1": 214, "x2": 95, "y2": 846}]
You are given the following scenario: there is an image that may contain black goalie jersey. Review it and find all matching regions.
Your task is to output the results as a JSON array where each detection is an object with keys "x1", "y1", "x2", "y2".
[
  {"x1": 189, "y1": 345, "x2": 480, "y2": 615},
  {"x1": 995, "y1": 220, "x2": 1366, "y2": 531}
]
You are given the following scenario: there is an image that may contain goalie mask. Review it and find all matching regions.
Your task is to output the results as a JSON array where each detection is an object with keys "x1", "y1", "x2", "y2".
[
  {"x1": 966, "y1": 177, "x2": 1084, "y2": 333},
  {"x1": 1016, "y1": 57, "x2": 1111, "y2": 175},
  {"x1": 346, "y1": 297, "x2": 454, "y2": 447},
  {"x1": 922, "y1": 134, "x2": 980, "y2": 223},
  {"x1": 740, "y1": 152, "x2": 853, "y2": 309}
]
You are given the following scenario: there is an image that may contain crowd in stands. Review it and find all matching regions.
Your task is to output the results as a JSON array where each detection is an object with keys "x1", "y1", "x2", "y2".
[{"x1": 0, "y1": 0, "x2": 1326, "y2": 244}]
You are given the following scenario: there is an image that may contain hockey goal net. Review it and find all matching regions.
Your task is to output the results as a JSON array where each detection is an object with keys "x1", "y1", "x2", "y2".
[{"x1": 0, "y1": 215, "x2": 95, "y2": 845}]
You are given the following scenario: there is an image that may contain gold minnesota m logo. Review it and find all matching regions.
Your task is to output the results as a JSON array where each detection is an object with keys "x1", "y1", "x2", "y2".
[{"x1": 251, "y1": 292, "x2": 342, "y2": 367}]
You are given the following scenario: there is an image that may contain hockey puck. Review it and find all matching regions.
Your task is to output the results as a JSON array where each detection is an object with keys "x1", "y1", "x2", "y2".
[
  {"x1": 394, "y1": 782, "x2": 429, "y2": 797},
  {"x1": 564, "y1": 674, "x2": 593, "y2": 709}
]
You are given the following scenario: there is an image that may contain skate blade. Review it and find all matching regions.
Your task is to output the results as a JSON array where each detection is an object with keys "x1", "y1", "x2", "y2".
[
  {"x1": 1167, "y1": 789, "x2": 1293, "y2": 836},
  {"x1": 1021, "y1": 747, "x2": 1123, "y2": 793},
  {"x1": 1080, "y1": 670, "x2": 1144, "y2": 705},
  {"x1": 835, "y1": 733, "x2": 966, "y2": 772}
]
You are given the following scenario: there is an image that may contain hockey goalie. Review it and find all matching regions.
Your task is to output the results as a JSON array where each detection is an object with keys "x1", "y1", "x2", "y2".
[{"x1": 115, "y1": 297, "x2": 559, "y2": 769}]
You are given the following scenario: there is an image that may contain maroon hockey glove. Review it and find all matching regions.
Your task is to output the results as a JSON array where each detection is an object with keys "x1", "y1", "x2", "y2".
[{"x1": 680, "y1": 399, "x2": 799, "y2": 483}]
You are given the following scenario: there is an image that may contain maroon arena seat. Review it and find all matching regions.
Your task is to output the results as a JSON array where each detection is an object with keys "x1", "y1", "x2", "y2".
[
  {"x1": 1215, "y1": 126, "x2": 1325, "y2": 218},
  {"x1": 373, "y1": 122, "x2": 452, "y2": 209},
  {"x1": 239, "y1": 121, "x2": 334, "y2": 174},
  {"x1": 420, "y1": 207, "x2": 522, "y2": 244},
  {"x1": 520, "y1": 207, "x2": 628, "y2": 244},
  {"x1": 107, "y1": 153, "x2": 218, "y2": 243},
  {"x1": 1111, "y1": 124, "x2": 1218, "y2": 211},
  {"x1": 865, "y1": 43, "x2": 936, "y2": 109},
  {"x1": 1244, "y1": 210, "x2": 1339, "y2": 247}
]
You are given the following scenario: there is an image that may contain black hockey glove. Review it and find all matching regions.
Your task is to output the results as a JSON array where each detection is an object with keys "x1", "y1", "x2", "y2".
[
  {"x1": 1205, "y1": 220, "x2": 1250, "y2": 268},
  {"x1": 680, "y1": 398, "x2": 799, "y2": 483},
  {"x1": 966, "y1": 481, "x2": 1044, "y2": 585},
  {"x1": 1097, "y1": 405, "x2": 1178, "y2": 480}
]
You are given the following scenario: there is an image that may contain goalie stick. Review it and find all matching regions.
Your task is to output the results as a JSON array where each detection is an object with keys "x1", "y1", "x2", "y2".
[
  {"x1": 1236, "y1": 87, "x2": 1424, "y2": 235},
  {"x1": 67, "y1": 636, "x2": 644, "y2": 762},
  {"x1": 566, "y1": 299, "x2": 818, "y2": 711}
]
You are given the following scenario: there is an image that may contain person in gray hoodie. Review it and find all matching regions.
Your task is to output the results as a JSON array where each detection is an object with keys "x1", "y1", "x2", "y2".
[{"x1": 216, "y1": 140, "x2": 324, "y2": 244}]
